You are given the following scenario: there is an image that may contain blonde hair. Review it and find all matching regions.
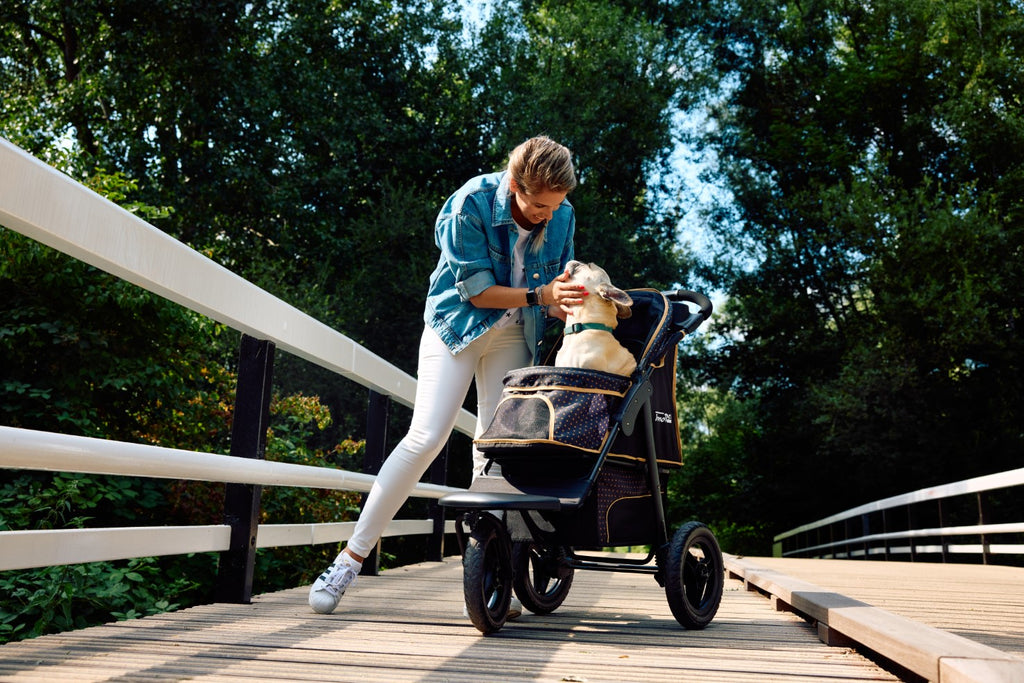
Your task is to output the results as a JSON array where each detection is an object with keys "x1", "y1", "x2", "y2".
[
  {"x1": 508, "y1": 136, "x2": 577, "y2": 195},
  {"x1": 508, "y1": 136, "x2": 576, "y2": 250}
]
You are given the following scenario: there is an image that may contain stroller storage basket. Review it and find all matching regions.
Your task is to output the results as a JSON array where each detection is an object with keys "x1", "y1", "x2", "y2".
[
  {"x1": 559, "y1": 460, "x2": 669, "y2": 548},
  {"x1": 476, "y1": 366, "x2": 631, "y2": 463}
]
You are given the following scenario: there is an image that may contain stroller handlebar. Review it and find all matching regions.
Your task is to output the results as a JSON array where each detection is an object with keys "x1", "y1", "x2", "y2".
[{"x1": 662, "y1": 289, "x2": 714, "y2": 334}]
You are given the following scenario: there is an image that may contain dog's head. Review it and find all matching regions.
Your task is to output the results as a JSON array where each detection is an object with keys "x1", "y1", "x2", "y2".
[{"x1": 564, "y1": 260, "x2": 633, "y2": 319}]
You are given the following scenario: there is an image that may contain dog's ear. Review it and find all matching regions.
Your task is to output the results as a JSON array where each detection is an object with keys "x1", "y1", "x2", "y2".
[{"x1": 597, "y1": 285, "x2": 633, "y2": 319}]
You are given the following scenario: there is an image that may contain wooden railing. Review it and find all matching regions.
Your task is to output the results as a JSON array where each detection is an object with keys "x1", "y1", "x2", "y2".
[
  {"x1": 774, "y1": 467, "x2": 1024, "y2": 564},
  {"x1": 0, "y1": 137, "x2": 472, "y2": 601}
]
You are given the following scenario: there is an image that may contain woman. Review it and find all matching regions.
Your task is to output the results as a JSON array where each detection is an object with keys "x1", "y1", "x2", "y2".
[{"x1": 309, "y1": 136, "x2": 586, "y2": 615}]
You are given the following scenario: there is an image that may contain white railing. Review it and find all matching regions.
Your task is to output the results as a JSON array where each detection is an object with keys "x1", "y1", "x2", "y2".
[
  {"x1": 0, "y1": 426, "x2": 457, "y2": 571},
  {"x1": 0, "y1": 138, "x2": 472, "y2": 433},
  {"x1": 0, "y1": 137, "x2": 470, "y2": 584},
  {"x1": 774, "y1": 467, "x2": 1024, "y2": 563}
]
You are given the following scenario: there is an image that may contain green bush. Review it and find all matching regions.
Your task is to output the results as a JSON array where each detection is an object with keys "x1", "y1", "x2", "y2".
[{"x1": 0, "y1": 472, "x2": 214, "y2": 643}]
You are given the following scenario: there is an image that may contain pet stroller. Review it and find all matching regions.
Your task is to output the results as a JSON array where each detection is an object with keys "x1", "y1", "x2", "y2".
[{"x1": 439, "y1": 288, "x2": 723, "y2": 634}]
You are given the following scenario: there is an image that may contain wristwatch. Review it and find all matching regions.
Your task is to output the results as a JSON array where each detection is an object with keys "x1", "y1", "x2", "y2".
[{"x1": 525, "y1": 287, "x2": 538, "y2": 306}]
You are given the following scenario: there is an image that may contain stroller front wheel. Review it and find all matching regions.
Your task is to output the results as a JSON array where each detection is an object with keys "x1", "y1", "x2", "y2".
[
  {"x1": 463, "y1": 513, "x2": 514, "y2": 634},
  {"x1": 512, "y1": 541, "x2": 574, "y2": 614},
  {"x1": 664, "y1": 521, "x2": 724, "y2": 629}
]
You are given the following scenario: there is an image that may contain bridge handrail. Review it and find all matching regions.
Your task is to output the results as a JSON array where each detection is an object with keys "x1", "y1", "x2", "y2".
[
  {"x1": 0, "y1": 426, "x2": 459, "y2": 496},
  {"x1": 0, "y1": 136, "x2": 469, "y2": 597},
  {"x1": 0, "y1": 137, "x2": 474, "y2": 436},
  {"x1": 775, "y1": 467, "x2": 1024, "y2": 541},
  {"x1": 774, "y1": 466, "x2": 1024, "y2": 562},
  {"x1": 0, "y1": 424, "x2": 459, "y2": 572}
]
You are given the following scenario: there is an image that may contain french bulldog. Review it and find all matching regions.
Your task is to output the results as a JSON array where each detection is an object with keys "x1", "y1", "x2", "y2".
[{"x1": 554, "y1": 260, "x2": 636, "y2": 376}]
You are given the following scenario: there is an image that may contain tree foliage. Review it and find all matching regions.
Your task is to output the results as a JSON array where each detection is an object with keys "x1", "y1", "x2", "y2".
[
  {"x1": 7, "y1": 0, "x2": 1019, "y2": 632},
  {"x1": 1, "y1": 0, "x2": 692, "y2": 638},
  {"x1": 670, "y1": 0, "x2": 1024, "y2": 544}
]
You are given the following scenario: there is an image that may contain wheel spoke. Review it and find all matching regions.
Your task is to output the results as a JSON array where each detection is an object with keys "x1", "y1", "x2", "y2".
[
  {"x1": 512, "y1": 542, "x2": 574, "y2": 615},
  {"x1": 684, "y1": 549, "x2": 713, "y2": 606}
]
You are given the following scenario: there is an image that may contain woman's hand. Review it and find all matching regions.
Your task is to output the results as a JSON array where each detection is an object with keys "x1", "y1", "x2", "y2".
[{"x1": 545, "y1": 267, "x2": 587, "y2": 315}]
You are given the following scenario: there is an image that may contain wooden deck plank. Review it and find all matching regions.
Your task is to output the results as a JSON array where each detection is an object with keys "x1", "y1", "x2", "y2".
[
  {"x1": 726, "y1": 556, "x2": 1024, "y2": 683},
  {"x1": 737, "y1": 557, "x2": 1024, "y2": 658},
  {"x1": 0, "y1": 558, "x2": 901, "y2": 682}
]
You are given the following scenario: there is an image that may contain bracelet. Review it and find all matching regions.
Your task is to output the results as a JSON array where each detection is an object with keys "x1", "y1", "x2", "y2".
[{"x1": 536, "y1": 285, "x2": 546, "y2": 306}]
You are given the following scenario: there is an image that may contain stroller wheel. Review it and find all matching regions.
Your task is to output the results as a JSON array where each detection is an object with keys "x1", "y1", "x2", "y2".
[
  {"x1": 664, "y1": 521, "x2": 724, "y2": 629},
  {"x1": 463, "y1": 513, "x2": 513, "y2": 634},
  {"x1": 512, "y1": 542, "x2": 574, "y2": 615}
]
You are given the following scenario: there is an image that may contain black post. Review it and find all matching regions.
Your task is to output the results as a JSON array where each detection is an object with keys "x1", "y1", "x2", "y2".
[
  {"x1": 860, "y1": 512, "x2": 871, "y2": 560},
  {"x1": 881, "y1": 509, "x2": 890, "y2": 561},
  {"x1": 214, "y1": 334, "x2": 275, "y2": 603},
  {"x1": 977, "y1": 492, "x2": 991, "y2": 565},
  {"x1": 937, "y1": 500, "x2": 948, "y2": 563},
  {"x1": 907, "y1": 504, "x2": 917, "y2": 562},
  {"x1": 426, "y1": 441, "x2": 449, "y2": 561},
  {"x1": 361, "y1": 389, "x2": 391, "y2": 576},
  {"x1": 843, "y1": 518, "x2": 852, "y2": 559}
]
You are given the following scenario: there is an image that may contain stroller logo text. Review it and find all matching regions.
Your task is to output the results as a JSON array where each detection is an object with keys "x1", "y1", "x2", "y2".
[{"x1": 654, "y1": 411, "x2": 672, "y2": 424}]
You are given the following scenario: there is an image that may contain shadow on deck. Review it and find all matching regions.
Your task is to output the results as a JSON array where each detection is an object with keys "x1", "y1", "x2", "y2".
[{"x1": 1, "y1": 556, "x2": 1023, "y2": 682}]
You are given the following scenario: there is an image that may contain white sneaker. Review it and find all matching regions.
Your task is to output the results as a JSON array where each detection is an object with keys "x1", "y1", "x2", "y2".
[
  {"x1": 463, "y1": 596, "x2": 524, "y2": 620},
  {"x1": 309, "y1": 552, "x2": 361, "y2": 614}
]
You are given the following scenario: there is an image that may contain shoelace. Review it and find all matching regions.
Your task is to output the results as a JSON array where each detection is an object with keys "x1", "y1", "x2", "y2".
[{"x1": 322, "y1": 564, "x2": 356, "y2": 595}]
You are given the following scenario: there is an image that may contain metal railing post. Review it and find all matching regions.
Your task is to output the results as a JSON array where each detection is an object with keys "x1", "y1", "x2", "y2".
[
  {"x1": 860, "y1": 513, "x2": 871, "y2": 559},
  {"x1": 907, "y1": 504, "x2": 917, "y2": 561},
  {"x1": 426, "y1": 441, "x2": 450, "y2": 561},
  {"x1": 881, "y1": 509, "x2": 890, "y2": 560},
  {"x1": 977, "y1": 492, "x2": 991, "y2": 565},
  {"x1": 361, "y1": 389, "x2": 391, "y2": 576},
  {"x1": 937, "y1": 500, "x2": 948, "y2": 562},
  {"x1": 215, "y1": 334, "x2": 275, "y2": 603}
]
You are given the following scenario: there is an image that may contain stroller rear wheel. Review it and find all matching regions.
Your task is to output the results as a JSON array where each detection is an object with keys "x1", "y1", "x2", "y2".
[
  {"x1": 512, "y1": 541, "x2": 574, "y2": 614},
  {"x1": 664, "y1": 521, "x2": 724, "y2": 629},
  {"x1": 463, "y1": 513, "x2": 514, "y2": 634}
]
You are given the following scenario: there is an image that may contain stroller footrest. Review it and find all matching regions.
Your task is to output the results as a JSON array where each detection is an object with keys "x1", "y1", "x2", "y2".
[{"x1": 439, "y1": 491, "x2": 561, "y2": 511}]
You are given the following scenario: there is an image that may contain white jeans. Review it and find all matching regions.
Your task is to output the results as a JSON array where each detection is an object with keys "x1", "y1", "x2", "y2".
[{"x1": 345, "y1": 324, "x2": 531, "y2": 558}]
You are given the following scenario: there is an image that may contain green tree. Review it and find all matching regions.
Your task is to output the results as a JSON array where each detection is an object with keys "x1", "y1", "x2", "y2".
[
  {"x1": 470, "y1": 0, "x2": 690, "y2": 288},
  {"x1": 2, "y1": 0, "x2": 701, "y2": 637},
  {"x1": 674, "y1": 0, "x2": 1024, "y2": 538}
]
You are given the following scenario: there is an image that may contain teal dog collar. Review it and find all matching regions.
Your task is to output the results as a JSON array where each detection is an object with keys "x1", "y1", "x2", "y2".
[{"x1": 564, "y1": 322, "x2": 615, "y2": 335}]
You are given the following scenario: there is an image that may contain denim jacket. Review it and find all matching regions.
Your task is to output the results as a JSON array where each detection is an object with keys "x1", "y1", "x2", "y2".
[{"x1": 424, "y1": 171, "x2": 575, "y2": 364}]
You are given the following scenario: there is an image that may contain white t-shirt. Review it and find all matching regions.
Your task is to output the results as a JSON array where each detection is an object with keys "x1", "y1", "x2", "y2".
[{"x1": 492, "y1": 225, "x2": 533, "y2": 329}]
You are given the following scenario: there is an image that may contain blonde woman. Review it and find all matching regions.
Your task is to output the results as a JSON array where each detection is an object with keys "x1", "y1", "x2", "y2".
[{"x1": 309, "y1": 136, "x2": 587, "y2": 616}]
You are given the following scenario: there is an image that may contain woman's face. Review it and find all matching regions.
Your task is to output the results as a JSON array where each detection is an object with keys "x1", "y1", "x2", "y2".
[{"x1": 510, "y1": 178, "x2": 567, "y2": 228}]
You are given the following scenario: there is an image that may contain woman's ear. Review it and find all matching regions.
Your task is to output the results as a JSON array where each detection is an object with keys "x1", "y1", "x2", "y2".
[{"x1": 509, "y1": 177, "x2": 520, "y2": 194}]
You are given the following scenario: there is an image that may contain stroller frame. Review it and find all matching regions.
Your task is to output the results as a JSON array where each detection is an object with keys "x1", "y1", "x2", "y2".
[{"x1": 439, "y1": 289, "x2": 722, "y2": 634}]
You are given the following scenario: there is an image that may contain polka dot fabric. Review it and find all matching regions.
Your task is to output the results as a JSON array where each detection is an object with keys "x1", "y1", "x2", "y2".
[
  {"x1": 554, "y1": 461, "x2": 665, "y2": 548},
  {"x1": 593, "y1": 464, "x2": 651, "y2": 545},
  {"x1": 476, "y1": 367, "x2": 631, "y2": 454}
]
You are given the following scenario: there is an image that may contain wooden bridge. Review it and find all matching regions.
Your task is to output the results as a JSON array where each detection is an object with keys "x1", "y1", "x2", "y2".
[
  {"x1": 5, "y1": 138, "x2": 1024, "y2": 683},
  {"x1": 1, "y1": 555, "x2": 1023, "y2": 682}
]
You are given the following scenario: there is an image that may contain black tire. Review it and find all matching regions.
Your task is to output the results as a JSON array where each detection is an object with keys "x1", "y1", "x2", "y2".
[
  {"x1": 463, "y1": 515, "x2": 513, "y2": 634},
  {"x1": 664, "y1": 521, "x2": 724, "y2": 629},
  {"x1": 512, "y1": 542, "x2": 574, "y2": 615}
]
